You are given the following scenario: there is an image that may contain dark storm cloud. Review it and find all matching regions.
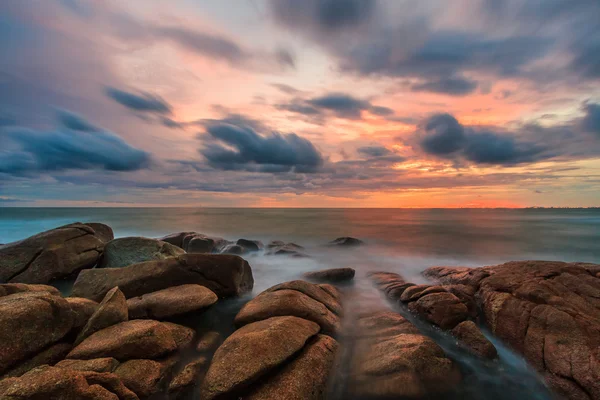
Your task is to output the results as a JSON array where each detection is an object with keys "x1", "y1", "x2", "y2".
[
  {"x1": 279, "y1": 93, "x2": 394, "y2": 121},
  {"x1": 581, "y1": 103, "x2": 600, "y2": 135},
  {"x1": 0, "y1": 111, "x2": 149, "y2": 175},
  {"x1": 57, "y1": 109, "x2": 99, "y2": 132},
  {"x1": 200, "y1": 121, "x2": 324, "y2": 173},
  {"x1": 411, "y1": 76, "x2": 479, "y2": 96},
  {"x1": 417, "y1": 113, "x2": 549, "y2": 165},
  {"x1": 105, "y1": 88, "x2": 172, "y2": 114},
  {"x1": 269, "y1": 0, "x2": 376, "y2": 33},
  {"x1": 357, "y1": 145, "x2": 392, "y2": 157}
]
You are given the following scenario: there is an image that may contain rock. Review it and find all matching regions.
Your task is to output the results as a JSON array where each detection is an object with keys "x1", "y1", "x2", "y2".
[
  {"x1": 99, "y1": 237, "x2": 185, "y2": 269},
  {"x1": 0, "y1": 222, "x2": 112, "y2": 284},
  {"x1": 0, "y1": 366, "x2": 138, "y2": 400},
  {"x1": 424, "y1": 260, "x2": 600, "y2": 399},
  {"x1": 451, "y1": 321, "x2": 497, "y2": 359},
  {"x1": 304, "y1": 267, "x2": 355, "y2": 283},
  {"x1": 114, "y1": 359, "x2": 173, "y2": 398},
  {"x1": 185, "y1": 234, "x2": 230, "y2": 253},
  {"x1": 347, "y1": 310, "x2": 462, "y2": 398},
  {"x1": 246, "y1": 334, "x2": 338, "y2": 400},
  {"x1": 168, "y1": 357, "x2": 209, "y2": 399},
  {"x1": 0, "y1": 283, "x2": 61, "y2": 297},
  {"x1": 201, "y1": 316, "x2": 320, "y2": 400},
  {"x1": 221, "y1": 244, "x2": 245, "y2": 255},
  {"x1": 0, "y1": 291, "x2": 73, "y2": 374},
  {"x1": 127, "y1": 284, "x2": 217, "y2": 320},
  {"x1": 196, "y1": 331, "x2": 222, "y2": 353},
  {"x1": 266, "y1": 240, "x2": 286, "y2": 248},
  {"x1": 327, "y1": 237, "x2": 364, "y2": 247},
  {"x1": 71, "y1": 254, "x2": 254, "y2": 301},
  {"x1": 84, "y1": 223, "x2": 115, "y2": 244},
  {"x1": 408, "y1": 292, "x2": 469, "y2": 330},
  {"x1": 265, "y1": 242, "x2": 307, "y2": 257},
  {"x1": 236, "y1": 238, "x2": 264, "y2": 252},
  {"x1": 235, "y1": 288, "x2": 341, "y2": 335},
  {"x1": 75, "y1": 287, "x2": 128, "y2": 346},
  {"x1": 56, "y1": 358, "x2": 120, "y2": 373},
  {"x1": 1, "y1": 342, "x2": 72, "y2": 379},
  {"x1": 162, "y1": 322, "x2": 196, "y2": 350},
  {"x1": 158, "y1": 232, "x2": 197, "y2": 249},
  {"x1": 267, "y1": 280, "x2": 343, "y2": 316},
  {"x1": 67, "y1": 320, "x2": 178, "y2": 361},
  {"x1": 400, "y1": 284, "x2": 446, "y2": 302},
  {"x1": 67, "y1": 297, "x2": 99, "y2": 329}
]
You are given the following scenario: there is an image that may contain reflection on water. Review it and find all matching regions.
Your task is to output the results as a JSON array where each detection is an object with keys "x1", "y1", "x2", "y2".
[{"x1": 1, "y1": 207, "x2": 596, "y2": 399}]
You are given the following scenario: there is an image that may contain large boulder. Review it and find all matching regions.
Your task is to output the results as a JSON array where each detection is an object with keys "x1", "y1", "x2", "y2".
[
  {"x1": 0, "y1": 366, "x2": 138, "y2": 400},
  {"x1": 0, "y1": 291, "x2": 73, "y2": 374},
  {"x1": 160, "y1": 232, "x2": 231, "y2": 253},
  {"x1": 423, "y1": 261, "x2": 600, "y2": 400},
  {"x1": 235, "y1": 288, "x2": 341, "y2": 335},
  {"x1": 407, "y1": 292, "x2": 469, "y2": 330},
  {"x1": 67, "y1": 320, "x2": 178, "y2": 361},
  {"x1": 99, "y1": 237, "x2": 185, "y2": 269},
  {"x1": 266, "y1": 280, "x2": 342, "y2": 316},
  {"x1": 304, "y1": 267, "x2": 355, "y2": 283},
  {"x1": 71, "y1": 254, "x2": 254, "y2": 301},
  {"x1": 347, "y1": 310, "x2": 462, "y2": 398},
  {"x1": 127, "y1": 284, "x2": 218, "y2": 320},
  {"x1": 246, "y1": 334, "x2": 338, "y2": 400},
  {"x1": 201, "y1": 316, "x2": 320, "y2": 400},
  {"x1": 0, "y1": 222, "x2": 112, "y2": 284},
  {"x1": 75, "y1": 287, "x2": 128, "y2": 345},
  {"x1": 1, "y1": 342, "x2": 72, "y2": 379}
]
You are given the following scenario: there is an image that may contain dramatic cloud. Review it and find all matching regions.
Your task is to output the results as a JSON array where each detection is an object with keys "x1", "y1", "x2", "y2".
[
  {"x1": 357, "y1": 145, "x2": 392, "y2": 157},
  {"x1": 279, "y1": 93, "x2": 393, "y2": 121},
  {"x1": 411, "y1": 76, "x2": 479, "y2": 96},
  {"x1": 200, "y1": 120, "x2": 324, "y2": 173},
  {"x1": 417, "y1": 113, "x2": 547, "y2": 165},
  {"x1": 105, "y1": 88, "x2": 172, "y2": 114},
  {"x1": 0, "y1": 111, "x2": 149, "y2": 175}
]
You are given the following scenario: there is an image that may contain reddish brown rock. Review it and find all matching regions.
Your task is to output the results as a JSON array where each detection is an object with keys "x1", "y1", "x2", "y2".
[
  {"x1": 235, "y1": 289, "x2": 340, "y2": 335},
  {"x1": 201, "y1": 316, "x2": 320, "y2": 400},
  {"x1": 67, "y1": 297, "x2": 99, "y2": 329},
  {"x1": 246, "y1": 334, "x2": 338, "y2": 400},
  {"x1": 0, "y1": 222, "x2": 112, "y2": 284},
  {"x1": 162, "y1": 322, "x2": 196, "y2": 350},
  {"x1": 0, "y1": 291, "x2": 73, "y2": 374},
  {"x1": 408, "y1": 292, "x2": 469, "y2": 330},
  {"x1": 400, "y1": 284, "x2": 447, "y2": 302},
  {"x1": 266, "y1": 280, "x2": 342, "y2": 316},
  {"x1": 0, "y1": 283, "x2": 61, "y2": 297},
  {"x1": 168, "y1": 357, "x2": 209, "y2": 399},
  {"x1": 196, "y1": 331, "x2": 222, "y2": 353},
  {"x1": 1, "y1": 342, "x2": 72, "y2": 379},
  {"x1": 114, "y1": 359, "x2": 174, "y2": 398},
  {"x1": 71, "y1": 254, "x2": 253, "y2": 301},
  {"x1": 67, "y1": 320, "x2": 177, "y2": 361},
  {"x1": 126, "y1": 284, "x2": 217, "y2": 320},
  {"x1": 304, "y1": 267, "x2": 355, "y2": 283},
  {"x1": 75, "y1": 287, "x2": 128, "y2": 346},
  {"x1": 56, "y1": 358, "x2": 120, "y2": 373},
  {"x1": 451, "y1": 321, "x2": 497, "y2": 359}
]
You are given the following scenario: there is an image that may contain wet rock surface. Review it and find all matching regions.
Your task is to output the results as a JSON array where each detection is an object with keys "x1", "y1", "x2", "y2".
[
  {"x1": 126, "y1": 284, "x2": 218, "y2": 320},
  {"x1": 304, "y1": 267, "x2": 355, "y2": 283},
  {"x1": 0, "y1": 222, "x2": 112, "y2": 284},
  {"x1": 327, "y1": 237, "x2": 365, "y2": 247},
  {"x1": 99, "y1": 237, "x2": 185, "y2": 269}
]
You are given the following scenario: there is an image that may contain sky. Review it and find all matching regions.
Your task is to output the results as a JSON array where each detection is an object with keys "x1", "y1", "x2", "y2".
[{"x1": 1, "y1": 0, "x2": 600, "y2": 208}]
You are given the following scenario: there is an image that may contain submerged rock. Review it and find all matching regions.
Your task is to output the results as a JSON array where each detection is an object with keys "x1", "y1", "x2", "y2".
[
  {"x1": 0, "y1": 291, "x2": 73, "y2": 374},
  {"x1": 265, "y1": 242, "x2": 308, "y2": 257},
  {"x1": 327, "y1": 237, "x2": 364, "y2": 247},
  {"x1": 99, "y1": 237, "x2": 185, "y2": 269},
  {"x1": 408, "y1": 292, "x2": 469, "y2": 330},
  {"x1": 75, "y1": 287, "x2": 128, "y2": 346},
  {"x1": 304, "y1": 267, "x2": 355, "y2": 283},
  {"x1": 71, "y1": 253, "x2": 254, "y2": 301},
  {"x1": 196, "y1": 331, "x2": 223, "y2": 353},
  {"x1": 0, "y1": 222, "x2": 112, "y2": 284},
  {"x1": 451, "y1": 320, "x2": 497, "y2": 359},
  {"x1": 168, "y1": 356, "x2": 209, "y2": 399},
  {"x1": 236, "y1": 238, "x2": 264, "y2": 252},
  {"x1": 127, "y1": 284, "x2": 218, "y2": 320},
  {"x1": 201, "y1": 316, "x2": 320, "y2": 400}
]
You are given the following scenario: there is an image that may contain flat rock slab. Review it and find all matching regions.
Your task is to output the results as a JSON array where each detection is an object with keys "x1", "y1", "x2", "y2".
[
  {"x1": 127, "y1": 284, "x2": 217, "y2": 320},
  {"x1": 0, "y1": 222, "x2": 112, "y2": 284},
  {"x1": 67, "y1": 319, "x2": 178, "y2": 361},
  {"x1": 0, "y1": 291, "x2": 74, "y2": 374},
  {"x1": 304, "y1": 267, "x2": 355, "y2": 283},
  {"x1": 201, "y1": 316, "x2": 320, "y2": 400},
  {"x1": 71, "y1": 253, "x2": 254, "y2": 301},
  {"x1": 99, "y1": 237, "x2": 185, "y2": 269}
]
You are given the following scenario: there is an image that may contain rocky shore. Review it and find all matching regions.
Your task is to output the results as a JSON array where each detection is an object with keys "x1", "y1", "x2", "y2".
[{"x1": 0, "y1": 222, "x2": 598, "y2": 399}]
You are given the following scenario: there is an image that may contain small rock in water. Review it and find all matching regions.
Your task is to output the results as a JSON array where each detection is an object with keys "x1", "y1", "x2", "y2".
[
  {"x1": 304, "y1": 267, "x2": 355, "y2": 283},
  {"x1": 236, "y1": 238, "x2": 264, "y2": 252},
  {"x1": 196, "y1": 331, "x2": 223, "y2": 353},
  {"x1": 451, "y1": 320, "x2": 497, "y2": 359},
  {"x1": 327, "y1": 237, "x2": 364, "y2": 247}
]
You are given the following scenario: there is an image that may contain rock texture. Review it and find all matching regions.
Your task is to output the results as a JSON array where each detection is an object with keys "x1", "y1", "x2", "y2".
[
  {"x1": 304, "y1": 267, "x2": 355, "y2": 283},
  {"x1": 0, "y1": 222, "x2": 112, "y2": 284},
  {"x1": 114, "y1": 359, "x2": 174, "y2": 398},
  {"x1": 1, "y1": 342, "x2": 72, "y2": 379},
  {"x1": 424, "y1": 261, "x2": 600, "y2": 400},
  {"x1": 159, "y1": 232, "x2": 231, "y2": 254},
  {"x1": 0, "y1": 291, "x2": 73, "y2": 374},
  {"x1": 201, "y1": 316, "x2": 321, "y2": 400},
  {"x1": 56, "y1": 358, "x2": 121, "y2": 373},
  {"x1": 67, "y1": 320, "x2": 178, "y2": 361},
  {"x1": 346, "y1": 310, "x2": 462, "y2": 398},
  {"x1": 127, "y1": 284, "x2": 218, "y2": 320},
  {"x1": 451, "y1": 321, "x2": 497, "y2": 359},
  {"x1": 71, "y1": 253, "x2": 254, "y2": 301},
  {"x1": 99, "y1": 237, "x2": 185, "y2": 269},
  {"x1": 67, "y1": 297, "x2": 100, "y2": 329},
  {"x1": 168, "y1": 357, "x2": 209, "y2": 399},
  {"x1": 75, "y1": 287, "x2": 128, "y2": 345},
  {"x1": 265, "y1": 242, "x2": 307, "y2": 257},
  {"x1": 0, "y1": 283, "x2": 61, "y2": 297}
]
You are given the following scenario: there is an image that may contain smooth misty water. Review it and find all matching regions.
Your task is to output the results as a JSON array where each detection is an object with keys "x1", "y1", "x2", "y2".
[{"x1": 1, "y1": 207, "x2": 598, "y2": 399}]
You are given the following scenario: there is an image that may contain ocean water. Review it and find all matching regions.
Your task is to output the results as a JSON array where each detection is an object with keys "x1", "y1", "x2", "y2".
[{"x1": 1, "y1": 207, "x2": 598, "y2": 399}]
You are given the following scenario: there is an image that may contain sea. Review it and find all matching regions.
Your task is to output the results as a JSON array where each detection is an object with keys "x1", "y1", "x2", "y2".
[{"x1": 1, "y1": 207, "x2": 599, "y2": 399}]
